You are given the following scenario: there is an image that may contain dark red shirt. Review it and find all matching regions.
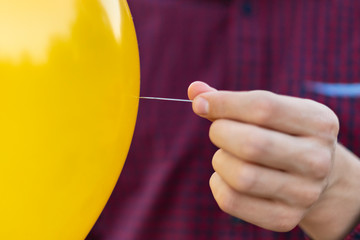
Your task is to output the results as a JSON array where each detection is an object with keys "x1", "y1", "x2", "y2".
[{"x1": 87, "y1": 0, "x2": 360, "y2": 239}]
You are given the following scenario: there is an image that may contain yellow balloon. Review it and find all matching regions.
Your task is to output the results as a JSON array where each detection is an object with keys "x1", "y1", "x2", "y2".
[{"x1": 0, "y1": 0, "x2": 139, "y2": 239}]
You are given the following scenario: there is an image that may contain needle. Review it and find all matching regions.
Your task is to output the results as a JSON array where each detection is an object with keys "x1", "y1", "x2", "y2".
[{"x1": 139, "y1": 97, "x2": 193, "y2": 103}]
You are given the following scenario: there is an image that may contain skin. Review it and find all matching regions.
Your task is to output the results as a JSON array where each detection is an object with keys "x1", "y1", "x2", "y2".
[{"x1": 188, "y1": 81, "x2": 360, "y2": 240}]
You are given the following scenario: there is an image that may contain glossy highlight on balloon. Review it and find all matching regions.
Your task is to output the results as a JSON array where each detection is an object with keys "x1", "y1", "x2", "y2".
[{"x1": 0, "y1": 0, "x2": 139, "y2": 239}]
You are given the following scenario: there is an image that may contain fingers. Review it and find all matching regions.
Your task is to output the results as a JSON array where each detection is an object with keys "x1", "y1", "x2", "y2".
[
  {"x1": 187, "y1": 81, "x2": 217, "y2": 100},
  {"x1": 209, "y1": 172, "x2": 304, "y2": 232},
  {"x1": 192, "y1": 89, "x2": 339, "y2": 137},
  {"x1": 209, "y1": 119, "x2": 333, "y2": 178},
  {"x1": 188, "y1": 81, "x2": 337, "y2": 232},
  {"x1": 212, "y1": 149, "x2": 324, "y2": 207}
]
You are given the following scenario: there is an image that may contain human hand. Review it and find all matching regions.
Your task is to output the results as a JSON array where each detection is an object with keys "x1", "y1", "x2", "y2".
[{"x1": 188, "y1": 81, "x2": 360, "y2": 239}]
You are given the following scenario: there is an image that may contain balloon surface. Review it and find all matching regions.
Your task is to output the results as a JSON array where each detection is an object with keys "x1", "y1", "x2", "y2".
[{"x1": 0, "y1": 0, "x2": 139, "y2": 239}]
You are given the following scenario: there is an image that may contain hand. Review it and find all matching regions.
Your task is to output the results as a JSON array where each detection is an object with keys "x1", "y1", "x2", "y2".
[{"x1": 188, "y1": 81, "x2": 360, "y2": 239}]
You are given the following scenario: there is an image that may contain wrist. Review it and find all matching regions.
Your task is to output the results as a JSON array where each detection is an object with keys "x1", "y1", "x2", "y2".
[{"x1": 300, "y1": 144, "x2": 360, "y2": 239}]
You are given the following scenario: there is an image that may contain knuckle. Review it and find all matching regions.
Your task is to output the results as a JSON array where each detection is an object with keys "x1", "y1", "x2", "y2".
[
  {"x1": 301, "y1": 187, "x2": 322, "y2": 207},
  {"x1": 321, "y1": 116, "x2": 339, "y2": 140},
  {"x1": 274, "y1": 219, "x2": 299, "y2": 232},
  {"x1": 213, "y1": 190, "x2": 235, "y2": 214},
  {"x1": 235, "y1": 164, "x2": 257, "y2": 192},
  {"x1": 217, "y1": 195, "x2": 235, "y2": 214},
  {"x1": 327, "y1": 115, "x2": 340, "y2": 137},
  {"x1": 242, "y1": 132, "x2": 267, "y2": 159},
  {"x1": 316, "y1": 105, "x2": 340, "y2": 140},
  {"x1": 213, "y1": 93, "x2": 228, "y2": 115},
  {"x1": 307, "y1": 149, "x2": 332, "y2": 179},
  {"x1": 251, "y1": 91, "x2": 276, "y2": 124},
  {"x1": 270, "y1": 208, "x2": 302, "y2": 232}
]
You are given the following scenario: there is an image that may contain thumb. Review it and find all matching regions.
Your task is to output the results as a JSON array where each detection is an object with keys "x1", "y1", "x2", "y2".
[
  {"x1": 188, "y1": 81, "x2": 217, "y2": 100},
  {"x1": 188, "y1": 81, "x2": 217, "y2": 118}
]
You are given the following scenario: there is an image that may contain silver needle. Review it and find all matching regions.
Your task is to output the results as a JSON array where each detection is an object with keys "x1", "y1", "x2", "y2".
[{"x1": 139, "y1": 97, "x2": 193, "y2": 103}]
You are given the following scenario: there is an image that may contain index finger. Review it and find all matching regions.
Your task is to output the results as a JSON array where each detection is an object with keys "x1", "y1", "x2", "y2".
[{"x1": 192, "y1": 90, "x2": 338, "y2": 137}]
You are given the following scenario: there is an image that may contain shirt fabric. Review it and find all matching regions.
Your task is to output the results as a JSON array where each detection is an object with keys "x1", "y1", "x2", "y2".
[{"x1": 87, "y1": 0, "x2": 360, "y2": 239}]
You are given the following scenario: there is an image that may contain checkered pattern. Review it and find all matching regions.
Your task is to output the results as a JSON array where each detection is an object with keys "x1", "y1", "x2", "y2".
[{"x1": 87, "y1": 0, "x2": 360, "y2": 239}]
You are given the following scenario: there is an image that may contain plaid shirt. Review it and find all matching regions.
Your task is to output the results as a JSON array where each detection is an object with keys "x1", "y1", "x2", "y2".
[{"x1": 87, "y1": 0, "x2": 360, "y2": 239}]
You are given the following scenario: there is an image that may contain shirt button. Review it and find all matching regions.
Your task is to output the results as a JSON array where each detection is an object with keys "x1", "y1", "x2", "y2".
[{"x1": 242, "y1": 2, "x2": 252, "y2": 15}]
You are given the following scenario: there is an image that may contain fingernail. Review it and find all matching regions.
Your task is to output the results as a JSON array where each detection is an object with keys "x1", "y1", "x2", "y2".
[{"x1": 193, "y1": 97, "x2": 209, "y2": 115}]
